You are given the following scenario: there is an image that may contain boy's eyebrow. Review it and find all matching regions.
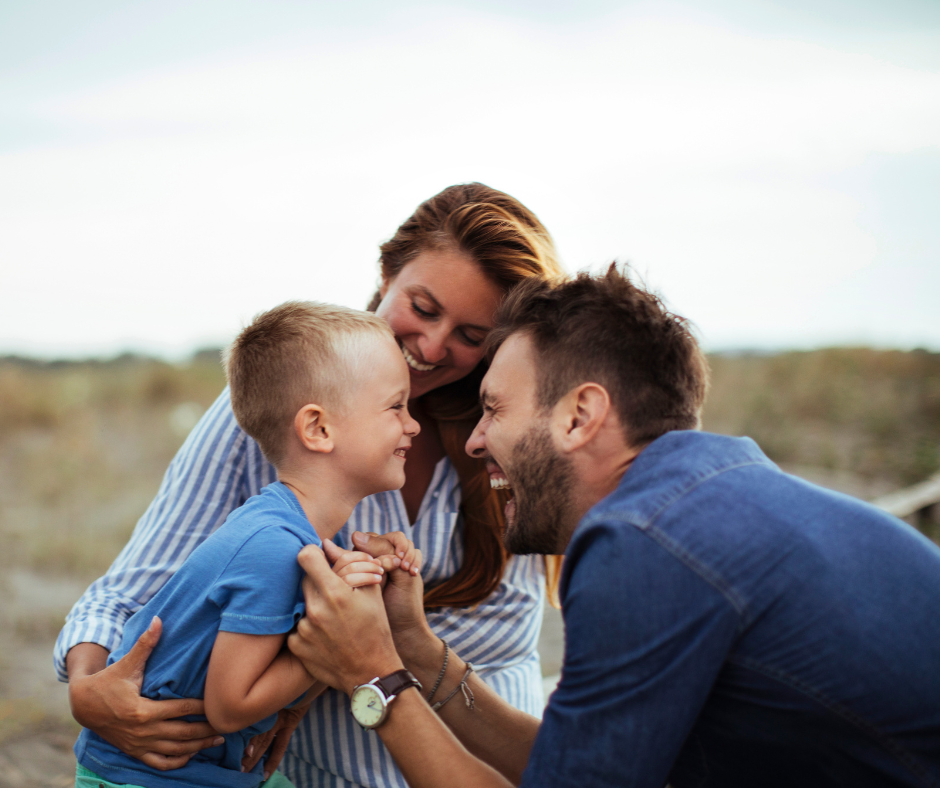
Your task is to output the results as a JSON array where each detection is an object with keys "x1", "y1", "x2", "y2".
[{"x1": 413, "y1": 286, "x2": 492, "y2": 334}]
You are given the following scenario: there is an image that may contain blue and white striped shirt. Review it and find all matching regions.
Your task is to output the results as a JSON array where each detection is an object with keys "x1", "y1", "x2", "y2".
[{"x1": 55, "y1": 389, "x2": 545, "y2": 788}]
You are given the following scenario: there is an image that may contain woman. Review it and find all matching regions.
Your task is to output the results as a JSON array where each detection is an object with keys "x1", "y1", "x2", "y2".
[{"x1": 56, "y1": 183, "x2": 566, "y2": 788}]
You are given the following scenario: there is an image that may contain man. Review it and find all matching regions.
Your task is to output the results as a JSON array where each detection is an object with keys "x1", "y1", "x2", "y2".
[{"x1": 288, "y1": 266, "x2": 940, "y2": 788}]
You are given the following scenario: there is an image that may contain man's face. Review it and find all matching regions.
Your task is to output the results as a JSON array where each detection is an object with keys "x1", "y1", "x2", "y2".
[{"x1": 466, "y1": 332, "x2": 575, "y2": 555}]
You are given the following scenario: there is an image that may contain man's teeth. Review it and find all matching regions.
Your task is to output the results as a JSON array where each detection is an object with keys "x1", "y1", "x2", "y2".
[
  {"x1": 402, "y1": 346, "x2": 436, "y2": 372},
  {"x1": 490, "y1": 477, "x2": 511, "y2": 490}
]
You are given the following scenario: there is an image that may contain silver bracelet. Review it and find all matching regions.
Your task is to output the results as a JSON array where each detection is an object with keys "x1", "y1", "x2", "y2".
[
  {"x1": 431, "y1": 663, "x2": 475, "y2": 712},
  {"x1": 426, "y1": 640, "x2": 449, "y2": 704}
]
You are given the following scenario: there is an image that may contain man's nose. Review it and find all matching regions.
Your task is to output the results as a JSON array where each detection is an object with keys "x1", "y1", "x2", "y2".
[{"x1": 466, "y1": 419, "x2": 486, "y2": 458}]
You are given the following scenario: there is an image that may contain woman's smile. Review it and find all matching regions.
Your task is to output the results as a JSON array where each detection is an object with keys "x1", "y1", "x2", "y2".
[{"x1": 401, "y1": 344, "x2": 438, "y2": 374}]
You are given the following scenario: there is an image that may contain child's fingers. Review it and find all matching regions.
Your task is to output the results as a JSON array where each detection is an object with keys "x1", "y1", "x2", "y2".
[
  {"x1": 332, "y1": 551, "x2": 381, "y2": 573},
  {"x1": 341, "y1": 572, "x2": 385, "y2": 588},
  {"x1": 335, "y1": 561, "x2": 385, "y2": 579}
]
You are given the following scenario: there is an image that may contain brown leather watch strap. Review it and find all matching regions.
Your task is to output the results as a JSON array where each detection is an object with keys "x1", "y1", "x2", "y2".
[{"x1": 375, "y1": 669, "x2": 423, "y2": 699}]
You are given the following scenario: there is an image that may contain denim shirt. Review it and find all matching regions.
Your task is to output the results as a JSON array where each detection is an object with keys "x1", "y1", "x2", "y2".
[{"x1": 522, "y1": 431, "x2": 940, "y2": 788}]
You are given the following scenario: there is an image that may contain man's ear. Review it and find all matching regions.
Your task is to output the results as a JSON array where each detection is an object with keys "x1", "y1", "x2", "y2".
[
  {"x1": 295, "y1": 404, "x2": 334, "y2": 454},
  {"x1": 553, "y1": 383, "x2": 611, "y2": 453}
]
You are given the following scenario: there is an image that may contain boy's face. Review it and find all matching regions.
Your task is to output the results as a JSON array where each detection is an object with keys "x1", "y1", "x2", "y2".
[{"x1": 331, "y1": 334, "x2": 420, "y2": 496}]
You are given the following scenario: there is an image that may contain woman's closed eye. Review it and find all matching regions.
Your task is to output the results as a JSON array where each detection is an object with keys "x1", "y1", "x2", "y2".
[
  {"x1": 457, "y1": 328, "x2": 485, "y2": 348},
  {"x1": 411, "y1": 299, "x2": 436, "y2": 319}
]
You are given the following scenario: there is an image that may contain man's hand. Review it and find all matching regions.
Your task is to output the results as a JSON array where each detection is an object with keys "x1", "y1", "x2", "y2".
[
  {"x1": 67, "y1": 617, "x2": 223, "y2": 771},
  {"x1": 350, "y1": 532, "x2": 432, "y2": 657},
  {"x1": 288, "y1": 545, "x2": 403, "y2": 694}
]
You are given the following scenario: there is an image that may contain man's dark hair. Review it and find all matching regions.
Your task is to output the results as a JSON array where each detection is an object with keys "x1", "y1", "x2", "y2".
[{"x1": 487, "y1": 264, "x2": 710, "y2": 448}]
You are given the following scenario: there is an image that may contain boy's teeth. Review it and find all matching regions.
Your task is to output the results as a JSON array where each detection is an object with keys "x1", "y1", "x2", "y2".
[
  {"x1": 490, "y1": 477, "x2": 511, "y2": 490},
  {"x1": 402, "y1": 345, "x2": 436, "y2": 372}
]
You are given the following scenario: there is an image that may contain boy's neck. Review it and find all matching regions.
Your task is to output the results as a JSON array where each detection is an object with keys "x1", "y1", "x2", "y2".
[{"x1": 277, "y1": 467, "x2": 362, "y2": 543}]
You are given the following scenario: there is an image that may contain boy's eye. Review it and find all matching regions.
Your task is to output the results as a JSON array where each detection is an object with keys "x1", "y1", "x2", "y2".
[{"x1": 390, "y1": 403, "x2": 404, "y2": 410}]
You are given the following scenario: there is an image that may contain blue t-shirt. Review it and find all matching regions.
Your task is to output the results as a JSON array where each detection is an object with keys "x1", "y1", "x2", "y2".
[
  {"x1": 522, "y1": 431, "x2": 940, "y2": 788},
  {"x1": 75, "y1": 481, "x2": 320, "y2": 788}
]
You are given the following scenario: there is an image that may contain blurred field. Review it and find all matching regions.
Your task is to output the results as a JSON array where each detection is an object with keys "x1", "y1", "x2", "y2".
[{"x1": 0, "y1": 347, "x2": 938, "y2": 785}]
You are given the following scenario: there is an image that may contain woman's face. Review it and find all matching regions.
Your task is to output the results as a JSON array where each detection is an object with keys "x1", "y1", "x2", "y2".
[{"x1": 375, "y1": 247, "x2": 504, "y2": 400}]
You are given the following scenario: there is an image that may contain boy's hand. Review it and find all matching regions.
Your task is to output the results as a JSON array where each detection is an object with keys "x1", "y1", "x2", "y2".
[
  {"x1": 352, "y1": 530, "x2": 422, "y2": 576},
  {"x1": 323, "y1": 540, "x2": 386, "y2": 588}
]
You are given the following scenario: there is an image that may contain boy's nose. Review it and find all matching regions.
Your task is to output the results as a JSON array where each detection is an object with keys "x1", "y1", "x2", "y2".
[{"x1": 405, "y1": 411, "x2": 421, "y2": 437}]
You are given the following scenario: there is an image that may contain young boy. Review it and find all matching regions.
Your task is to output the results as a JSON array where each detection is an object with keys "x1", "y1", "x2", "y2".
[{"x1": 74, "y1": 302, "x2": 422, "y2": 788}]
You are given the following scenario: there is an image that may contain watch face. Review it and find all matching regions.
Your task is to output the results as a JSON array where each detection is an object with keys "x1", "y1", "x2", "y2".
[{"x1": 351, "y1": 684, "x2": 386, "y2": 729}]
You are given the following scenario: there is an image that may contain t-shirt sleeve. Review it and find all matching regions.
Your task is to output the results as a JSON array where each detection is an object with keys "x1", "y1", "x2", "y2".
[
  {"x1": 520, "y1": 520, "x2": 740, "y2": 788},
  {"x1": 207, "y1": 525, "x2": 311, "y2": 636}
]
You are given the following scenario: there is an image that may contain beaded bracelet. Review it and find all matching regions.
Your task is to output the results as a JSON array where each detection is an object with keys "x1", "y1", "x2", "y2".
[{"x1": 426, "y1": 640, "x2": 450, "y2": 704}]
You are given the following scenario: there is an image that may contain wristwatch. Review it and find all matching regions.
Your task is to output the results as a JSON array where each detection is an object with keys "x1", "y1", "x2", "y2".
[{"x1": 350, "y1": 669, "x2": 423, "y2": 729}]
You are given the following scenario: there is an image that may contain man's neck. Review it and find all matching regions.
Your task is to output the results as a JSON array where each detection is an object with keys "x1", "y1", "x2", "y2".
[
  {"x1": 277, "y1": 464, "x2": 363, "y2": 543},
  {"x1": 566, "y1": 446, "x2": 641, "y2": 540}
]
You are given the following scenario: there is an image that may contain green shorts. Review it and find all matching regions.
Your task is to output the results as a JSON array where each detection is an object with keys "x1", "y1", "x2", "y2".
[{"x1": 75, "y1": 763, "x2": 296, "y2": 788}]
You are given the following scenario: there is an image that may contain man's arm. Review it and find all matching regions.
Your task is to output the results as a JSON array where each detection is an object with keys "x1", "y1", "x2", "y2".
[
  {"x1": 288, "y1": 545, "x2": 539, "y2": 788},
  {"x1": 205, "y1": 632, "x2": 319, "y2": 733},
  {"x1": 521, "y1": 521, "x2": 740, "y2": 788}
]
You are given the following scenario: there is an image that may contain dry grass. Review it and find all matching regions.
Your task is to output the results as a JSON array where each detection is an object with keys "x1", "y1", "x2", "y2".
[
  {"x1": 0, "y1": 351, "x2": 226, "y2": 583},
  {"x1": 0, "y1": 346, "x2": 937, "y2": 584},
  {"x1": 702, "y1": 348, "x2": 940, "y2": 488}
]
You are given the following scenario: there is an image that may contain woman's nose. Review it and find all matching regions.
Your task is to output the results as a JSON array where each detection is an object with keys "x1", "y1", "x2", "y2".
[{"x1": 417, "y1": 326, "x2": 448, "y2": 364}]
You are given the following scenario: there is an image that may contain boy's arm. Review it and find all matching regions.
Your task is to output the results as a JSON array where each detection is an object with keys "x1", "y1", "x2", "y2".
[{"x1": 205, "y1": 631, "x2": 317, "y2": 735}]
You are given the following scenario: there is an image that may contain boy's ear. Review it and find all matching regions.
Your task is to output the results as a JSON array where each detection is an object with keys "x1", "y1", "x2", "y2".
[{"x1": 294, "y1": 404, "x2": 333, "y2": 454}]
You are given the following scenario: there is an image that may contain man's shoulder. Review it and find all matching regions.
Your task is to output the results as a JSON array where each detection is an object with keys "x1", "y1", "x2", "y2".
[{"x1": 586, "y1": 431, "x2": 774, "y2": 529}]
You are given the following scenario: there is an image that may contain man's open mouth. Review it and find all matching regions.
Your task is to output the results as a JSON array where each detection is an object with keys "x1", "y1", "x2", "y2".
[{"x1": 486, "y1": 461, "x2": 511, "y2": 490}]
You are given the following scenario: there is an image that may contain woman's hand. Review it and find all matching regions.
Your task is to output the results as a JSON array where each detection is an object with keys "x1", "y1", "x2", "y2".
[
  {"x1": 350, "y1": 532, "x2": 434, "y2": 659},
  {"x1": 67, "y1": 616, "x2": 223, "y2": 770}
]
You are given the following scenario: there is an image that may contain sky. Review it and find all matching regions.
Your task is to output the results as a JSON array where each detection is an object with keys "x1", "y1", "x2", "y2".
[{"x1": 1, "y1": 0, "x2": 939, "y2": 359}]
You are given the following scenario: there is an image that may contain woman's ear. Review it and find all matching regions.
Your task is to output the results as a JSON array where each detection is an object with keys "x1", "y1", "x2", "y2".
[
  {"x1": 295, "y1": 404, "x2": 334, "y2": 454},
  {"x1": 378, "y1": 274, "x2": 391, "y2": 301}
]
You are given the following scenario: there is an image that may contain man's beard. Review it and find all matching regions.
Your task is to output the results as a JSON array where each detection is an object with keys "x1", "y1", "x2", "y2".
[{"x1": 503, "y1": 422, "x2": 575, "y2": 555}]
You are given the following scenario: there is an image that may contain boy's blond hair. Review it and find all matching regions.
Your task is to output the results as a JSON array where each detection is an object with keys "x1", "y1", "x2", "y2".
[{"x1": 224, "y1": 301, "x2": 394, "y2": 466}]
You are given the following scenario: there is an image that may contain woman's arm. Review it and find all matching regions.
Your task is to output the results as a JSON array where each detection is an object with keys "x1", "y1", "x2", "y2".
[
  {"x1": 56, "y1": 390, "x2": 274, "y2": 766},
  {"x1": 67, "y1": 618, "x2": 223, "y2": 770},
  {"x1": 205, "y1": 632, "x2": 320, "y2": 734}
]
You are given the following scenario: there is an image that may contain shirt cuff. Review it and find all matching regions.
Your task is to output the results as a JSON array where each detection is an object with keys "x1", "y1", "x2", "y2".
[{"x1": 53, "y1": 617, "x2": 125, "y2": 682}]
